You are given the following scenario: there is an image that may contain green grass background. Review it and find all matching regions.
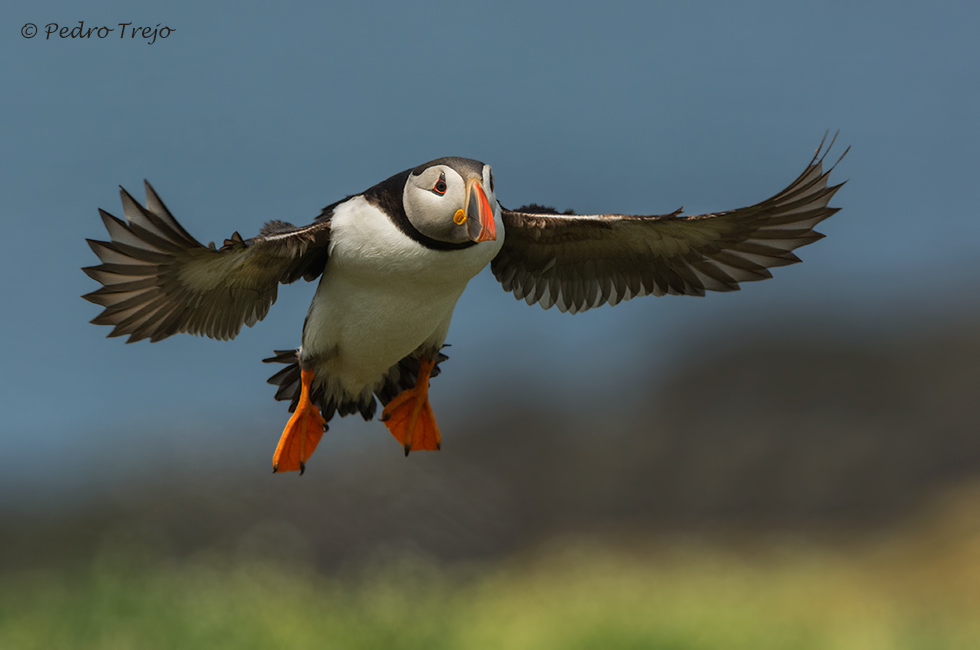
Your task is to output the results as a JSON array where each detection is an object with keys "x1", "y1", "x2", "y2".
[
  {"x1": 4, "y1": 495, "x2": 979, "y2": 650},
  {"x1": 5, "y1": 316, "x2": 977, "y2": 648}
]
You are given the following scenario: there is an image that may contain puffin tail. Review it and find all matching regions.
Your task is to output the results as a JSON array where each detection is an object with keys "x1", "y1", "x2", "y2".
[
  {"x1": 263, "y1": 349, "x2": 377, "y2": 421},
  {"x1": 263, "y1": 346, "x2": 451, "y2": 423}
]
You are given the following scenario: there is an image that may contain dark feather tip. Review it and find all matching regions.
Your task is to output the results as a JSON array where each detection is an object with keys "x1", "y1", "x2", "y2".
[{"x1": 514, "y1": 203, "x2": 576, "y2": 215}]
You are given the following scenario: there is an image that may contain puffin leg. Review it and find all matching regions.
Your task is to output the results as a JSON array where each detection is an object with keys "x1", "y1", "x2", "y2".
[
  {"x1": 272, "y1": 368, "x2": 326, "y2": 475},
  {"x1": 382, "y1": 357, "x2": 442, "y2": 456}
]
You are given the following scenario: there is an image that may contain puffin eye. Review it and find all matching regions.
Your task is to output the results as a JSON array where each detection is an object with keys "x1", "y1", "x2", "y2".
[
  {"x1": 432, "y1": 172, "x2": 448, "y2": 196},
  {"x1": 489, "y1": 171, "x2": 494, "y2": 193}
]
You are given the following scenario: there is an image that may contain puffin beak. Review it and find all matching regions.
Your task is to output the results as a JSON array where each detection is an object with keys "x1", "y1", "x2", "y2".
[{"x1": 464, "y1": 178, "x2": 497, "y2": 243}]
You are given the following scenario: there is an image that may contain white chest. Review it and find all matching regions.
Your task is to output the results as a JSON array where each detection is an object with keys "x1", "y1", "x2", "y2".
[{"x1": 301, "y1": 196, "x2": 503, "y2": 389}]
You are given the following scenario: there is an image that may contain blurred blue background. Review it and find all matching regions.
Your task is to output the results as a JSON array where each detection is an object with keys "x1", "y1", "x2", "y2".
[{"x1": 1, "y1": 0, "x2": 978, "y2": 503}]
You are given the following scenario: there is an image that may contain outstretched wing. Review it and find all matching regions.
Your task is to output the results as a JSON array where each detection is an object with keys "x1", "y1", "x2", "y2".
[
  {"x1": 492, "y1": 135, "x2": 847, "y2": 314},
  {"x1": 83, "y1": 181, "x2": 333, "y2": 342}
]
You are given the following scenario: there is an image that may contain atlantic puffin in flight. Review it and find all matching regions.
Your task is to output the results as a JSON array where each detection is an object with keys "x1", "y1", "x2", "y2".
[{"x1": 83, "y1": 135, "x2": 846, "y2": 473}]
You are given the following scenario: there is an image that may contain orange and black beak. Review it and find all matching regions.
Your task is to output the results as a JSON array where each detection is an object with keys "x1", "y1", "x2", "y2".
[{"x1": 463, "y1": 178, "x2": 497, "y2": 243}]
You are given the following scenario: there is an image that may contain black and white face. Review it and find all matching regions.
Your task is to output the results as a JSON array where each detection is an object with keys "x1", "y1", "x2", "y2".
[{"x1": 403, "y1": 158, "x2": 497, "y2": 245}]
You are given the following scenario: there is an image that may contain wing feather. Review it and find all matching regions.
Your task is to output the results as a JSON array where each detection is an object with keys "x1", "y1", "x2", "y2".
[
  {"x1": 492, "y1": 136, "x2": 847, "y2": 313},
  {"x1": 83, "y1": 181, "x2": 333, "y2": 342}
]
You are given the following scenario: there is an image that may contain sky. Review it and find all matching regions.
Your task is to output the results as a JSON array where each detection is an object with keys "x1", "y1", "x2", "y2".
[{"x1": 2, "y1": 1, "x2": 978, "y2": 497}]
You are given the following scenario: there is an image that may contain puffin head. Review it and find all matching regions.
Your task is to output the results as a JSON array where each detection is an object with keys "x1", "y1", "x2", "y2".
[{"x1": 403, "y1": 157, "x2": 498, "y2": 245}]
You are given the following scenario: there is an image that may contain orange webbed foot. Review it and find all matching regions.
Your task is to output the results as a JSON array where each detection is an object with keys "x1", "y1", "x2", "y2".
[
  {"x1": 382, "y1": 357, "x2": 442, "y2": 455},
  {"x1": 272, "y1": 369, "x2": 326, "y2": 474}
]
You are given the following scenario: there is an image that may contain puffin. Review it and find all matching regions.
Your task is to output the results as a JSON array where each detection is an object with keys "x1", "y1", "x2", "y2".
[{"x1": 83, "y1": 135, "x2": 847, "y2": 473}]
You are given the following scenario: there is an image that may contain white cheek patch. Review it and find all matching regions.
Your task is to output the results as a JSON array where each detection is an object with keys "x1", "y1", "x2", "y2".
[{"x1": 403, "y1": 167, "x2": 469, "y2": 244}]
